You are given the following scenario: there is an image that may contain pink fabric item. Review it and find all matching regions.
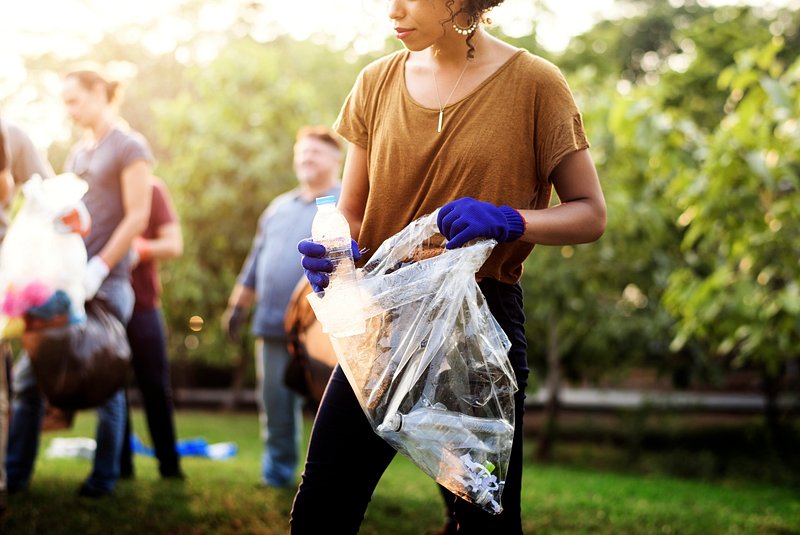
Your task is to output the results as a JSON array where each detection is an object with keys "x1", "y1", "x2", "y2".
[{"x1": 2, "y1": 280, "x2": 54, "y2": 317}]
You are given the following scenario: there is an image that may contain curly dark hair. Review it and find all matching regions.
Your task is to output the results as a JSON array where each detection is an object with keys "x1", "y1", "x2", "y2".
[{"x1": 444, "y1": 0, "x2": 506, "y2": 59}]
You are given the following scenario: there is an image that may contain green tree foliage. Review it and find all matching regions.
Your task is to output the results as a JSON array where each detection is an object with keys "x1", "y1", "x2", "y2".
[
  {"x1": 582, "y1": 73, "x2": 717, "y2": 386},
  {"x1": 525, "y1": 2, "x2": 800, "y2": 400},
  {"x1": 558, "y1": 0, "x2": 713, "y2": 82},
  {"x1": 559, "y1": 1, "x2": 793, "y2": 130},
  {"x1": 155, "y1": 37, "x2": 364, "y2": 365},
  {"x1": 524, "y1": 65, "x2": 693, "y2": 391},
  {"x1": 664, "y1": 39, "x2": 800, "y2": 384},
  {"x1": 8, "y1": 0, "x2": 800, "y2": 408},
  {"x1": 12, "y1": 30, "x2": 191, "y2": 173}
]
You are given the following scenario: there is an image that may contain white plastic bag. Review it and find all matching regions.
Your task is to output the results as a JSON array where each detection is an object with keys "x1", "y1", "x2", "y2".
[
  {"x1": 307, "y1": 212, "x2": 517, "y2": 514},
  {"x1": 0, "y1": 173, "x2": 89, "y2": 336},
  {"x1": 45, "y1": 437, "x2": 96, "y2": 460}
]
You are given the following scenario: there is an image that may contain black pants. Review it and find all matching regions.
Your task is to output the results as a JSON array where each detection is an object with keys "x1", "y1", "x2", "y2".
[
  {"x1": 120, "y1": 308, "x2": 181, "y2": 477},
  {"x1": 291, "y1": 279, "x2": 529, "y2": 534}
]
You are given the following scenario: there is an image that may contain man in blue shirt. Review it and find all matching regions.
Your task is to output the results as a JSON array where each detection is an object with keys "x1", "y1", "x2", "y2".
[{"x1": 222, "y1": 126, "x2": 342, "y2": 488}]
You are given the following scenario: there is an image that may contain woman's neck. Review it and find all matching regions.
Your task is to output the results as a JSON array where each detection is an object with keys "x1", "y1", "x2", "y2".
[
  {"x1": 88, "y1": 117, "x2": 113, "y2": 144},
  {"x1": 425, "y1": 28, "x2": 488, "y2": 69}
]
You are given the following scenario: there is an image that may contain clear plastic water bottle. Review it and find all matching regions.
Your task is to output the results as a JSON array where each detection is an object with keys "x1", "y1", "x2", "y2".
[
  {"x1": 310, "y1": 196, "x2": 364, "y2": 336},
  {"x1": 380, "y1": 407, "x2": 514, "y2": 453},
  {"x1": 311, "y1": 196, "x2": 358, "y2": 290},
  {"x1": 377, "y1": 406, "x2": 513, "y2": 511}
]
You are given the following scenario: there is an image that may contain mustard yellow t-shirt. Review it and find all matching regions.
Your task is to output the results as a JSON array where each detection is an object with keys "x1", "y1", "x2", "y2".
[{"x1": 335, "y1": 49, "x2": 589, "y2": 284}]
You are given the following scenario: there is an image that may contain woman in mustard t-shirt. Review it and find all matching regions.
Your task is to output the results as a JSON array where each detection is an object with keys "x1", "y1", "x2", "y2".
[{"x1": 296, "y1": 1, "x2": 606, "y2": 533}]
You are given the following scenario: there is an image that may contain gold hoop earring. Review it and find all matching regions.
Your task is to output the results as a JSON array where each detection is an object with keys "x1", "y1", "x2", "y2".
[{"x1": 452, "y1": 11, "x2": 478, "y2": 36}]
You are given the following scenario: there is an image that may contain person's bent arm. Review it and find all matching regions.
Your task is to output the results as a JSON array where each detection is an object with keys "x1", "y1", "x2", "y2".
[
  {"x1": 135, "y1": 179, "x2": 183, "y2": 263},
  {"x1": 518, "y1": 149, "x2": 606, "y2": 245},
  {"x1": 150, "y1": 221, "x2": 182, "y2": 259},
  {"x1": 96, "y1": 159, "x2": 151, "y2": 267},
  {"x1": 226, "y1": 284, "x2": 255, "y2": 310},
  {"x1": 337, "y1": 143, "x2": 370, "y2": 241}
]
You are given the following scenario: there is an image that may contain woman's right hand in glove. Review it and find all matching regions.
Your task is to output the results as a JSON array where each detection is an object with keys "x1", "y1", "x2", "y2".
[{"x1": 298, "y1": 239, "x2": 361, "y2": 293}]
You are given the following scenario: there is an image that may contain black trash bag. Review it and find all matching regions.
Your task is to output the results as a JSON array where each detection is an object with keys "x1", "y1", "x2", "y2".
[{"x1": 22, "y1": 298, "x2": 131, "y2": 410}]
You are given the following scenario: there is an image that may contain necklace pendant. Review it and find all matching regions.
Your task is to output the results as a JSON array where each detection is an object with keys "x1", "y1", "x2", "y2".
[{"x1": 437, "y1": 110, "x2": 443, "y2": 133}]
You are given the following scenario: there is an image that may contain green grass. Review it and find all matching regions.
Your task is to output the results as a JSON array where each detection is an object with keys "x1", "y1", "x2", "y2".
[{"x1": 2, "y1": 410, "x2": 799, "y2": 534}]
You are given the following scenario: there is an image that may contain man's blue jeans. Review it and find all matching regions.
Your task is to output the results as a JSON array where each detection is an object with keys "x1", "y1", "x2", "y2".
[
  {"x1": 6, "y1": 280, "x2": 132, "y2": 494},
  {"x1": 256, "y1": 338, "x2": 303, "y2": 487}
]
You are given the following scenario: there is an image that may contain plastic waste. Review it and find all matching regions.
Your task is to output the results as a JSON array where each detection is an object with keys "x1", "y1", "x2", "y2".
[
  {"x1": 306, "y1": 211, "x2": 517, "y2": 514},
  {"x1": 45, "y1": 437, "x2": 96, "y2": 460},
  {"x1": 311, "y1": 196, "x2": 358, "y2": 289},
  {"x1": 132, "y1": 434, "x2": 238, "y2": 460},
  {"x1": 378, "y1": 405, "x2": 513, "y2": 513},
  {"x1": 309, "y1": 195, "x2": 365, "y2": 337},
  {"x1": 0, "y1": 173, "x2": 90, "y2": 336},
  {"x1": 205, "y1": 442, "x2": 238, "y2": 460}
]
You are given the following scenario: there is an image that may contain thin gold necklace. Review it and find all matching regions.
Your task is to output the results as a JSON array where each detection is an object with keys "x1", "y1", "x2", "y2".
[{"x1": 432, "y1": 59, "x2": 470, "y2": 134}]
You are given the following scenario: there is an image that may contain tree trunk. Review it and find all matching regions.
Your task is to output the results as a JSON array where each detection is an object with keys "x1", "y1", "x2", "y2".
[
  {"x1": 535, "y1": 313, "x2": 561, "y2": 462},
  {"x1": 223, "y1": 339, "x2": 251, "y2": 411},
  {"x1": 761, "y1": 366, "x2": 782, "y2": 441}
]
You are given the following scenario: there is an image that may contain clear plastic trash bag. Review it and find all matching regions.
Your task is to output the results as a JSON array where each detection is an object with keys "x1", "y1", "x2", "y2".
[{"x1": 307, "y1": 212, "x2": 518, "y2": 514}]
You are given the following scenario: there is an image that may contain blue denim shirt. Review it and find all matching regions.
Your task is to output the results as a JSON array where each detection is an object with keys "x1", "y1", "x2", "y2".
[{"x1": 239, "y1": 185, "x2": 340, "y2": 338}]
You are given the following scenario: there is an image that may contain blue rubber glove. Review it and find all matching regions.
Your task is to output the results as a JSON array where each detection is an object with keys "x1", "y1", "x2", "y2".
[
  {"x1": 437, "y1": 197, "x2": 526, "y2": 250},
  {"x1": 298, "y1": 238, "x2": 362, "y2": 293}
]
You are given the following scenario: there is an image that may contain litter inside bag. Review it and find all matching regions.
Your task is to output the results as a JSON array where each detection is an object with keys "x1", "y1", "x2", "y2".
[
  {"x1": 0, "y1": 173, "x2": 90, "y2": 337},
  {"x1": 307, "y1": 212, "x2": 517, "y2": 514},
  {"x1": 22, "y1": 297, "x2": 131, "y2": 410}
]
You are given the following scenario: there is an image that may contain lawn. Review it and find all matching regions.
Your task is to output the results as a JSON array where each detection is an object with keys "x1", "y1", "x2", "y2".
[{"x1": 2, "y1": 410, "x2": 798, "y2": 534}]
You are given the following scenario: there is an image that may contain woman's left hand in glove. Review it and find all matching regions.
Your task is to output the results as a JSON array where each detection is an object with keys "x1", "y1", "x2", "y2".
[{"x1": 437, "y1": 197, "x2": 526, "y2": 249}]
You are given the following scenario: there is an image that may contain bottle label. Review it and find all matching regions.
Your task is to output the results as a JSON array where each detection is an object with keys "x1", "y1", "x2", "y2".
[{"x1": 318, "y1": 237, "x2": 351, "y2": 269}]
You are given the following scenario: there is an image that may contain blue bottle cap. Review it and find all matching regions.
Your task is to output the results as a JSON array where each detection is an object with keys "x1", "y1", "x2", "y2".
[{"x1": 315, "y1": 195, "x2": 336, "y2": 206}]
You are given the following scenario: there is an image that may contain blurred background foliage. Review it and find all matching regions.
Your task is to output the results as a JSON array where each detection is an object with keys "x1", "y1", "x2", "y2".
[
  {"x1": 3, "y1": 0, "x2": 798, "y2": 427},
  {"x1": 522, "y1": 0, "x2": 799, "y2": 442}
]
